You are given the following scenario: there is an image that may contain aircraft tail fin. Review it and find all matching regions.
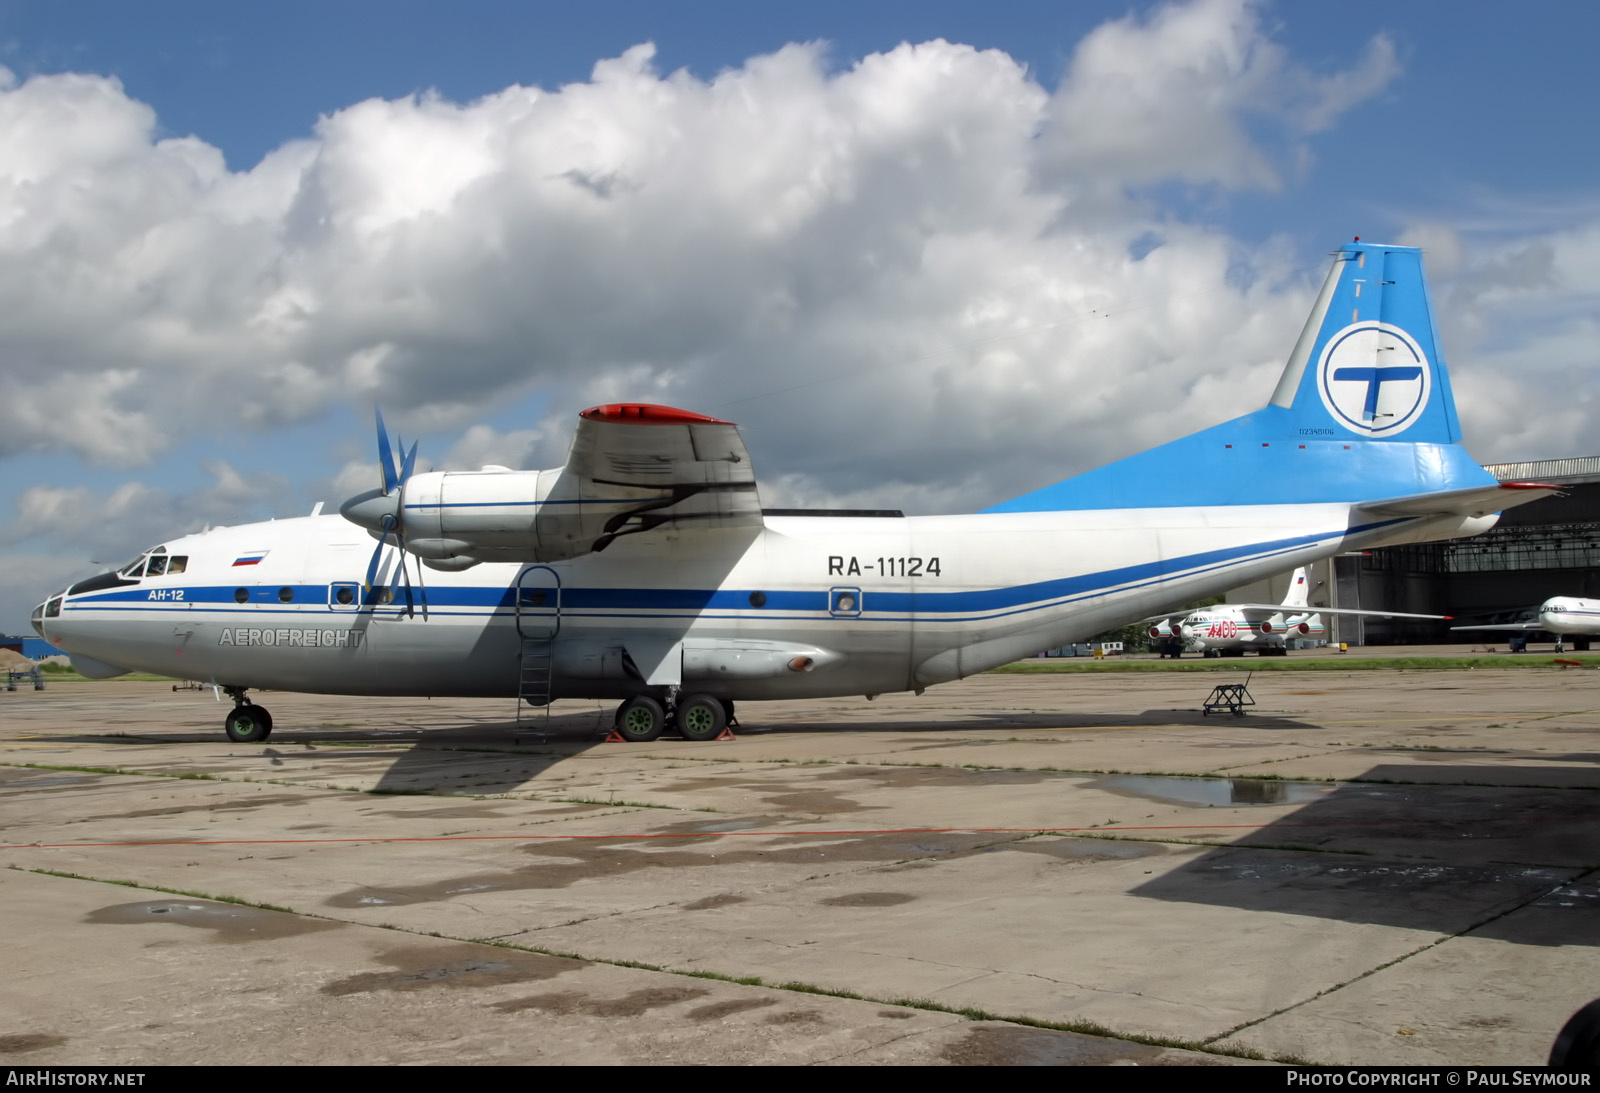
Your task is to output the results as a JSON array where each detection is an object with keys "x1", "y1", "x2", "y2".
[
  {"x1": 986, "y1": 241, "x2": 1501, "y2": 513},
  {"x1": 1266, "y1": 242, "x2": 1461, "y2": 443},
  {"x1": 1281, "y1": 567, "x2": 1311, "y2": 609}
]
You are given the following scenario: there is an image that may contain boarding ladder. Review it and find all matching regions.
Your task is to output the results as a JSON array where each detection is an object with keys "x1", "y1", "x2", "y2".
[
  {"x1": 514, "y1": 565, "x2": 561, "y2": 738},
  {"x1": 517, "y1": 635, "x2": 555, "y2": 727}
]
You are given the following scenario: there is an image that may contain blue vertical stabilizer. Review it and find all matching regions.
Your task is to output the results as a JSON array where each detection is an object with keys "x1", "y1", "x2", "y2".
[{"x1": 986, "y1": 242, "x2": 1496, "y2": 512}]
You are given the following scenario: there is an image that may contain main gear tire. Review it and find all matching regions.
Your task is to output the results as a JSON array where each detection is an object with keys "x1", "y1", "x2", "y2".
[
  {"x1": 677, "y1": 694, "x2": 727, "y2": 742},
  {"x1": 615, "y1": 696, "x2": 666, "y2": 742}
]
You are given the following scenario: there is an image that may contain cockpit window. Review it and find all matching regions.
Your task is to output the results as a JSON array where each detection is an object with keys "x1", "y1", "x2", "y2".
[
  {"x1": 116, "y1": 546, "x2": 172, "y2": 579},
  {"x1": 31, "y1": 602, "x2": 44, "y2": 623},
  {"x1": 167, "y1": 556, "x2": 188, "y2": 574},
  {"x1": 45, "y1": 597, "x2": 62, "y2": 618}
]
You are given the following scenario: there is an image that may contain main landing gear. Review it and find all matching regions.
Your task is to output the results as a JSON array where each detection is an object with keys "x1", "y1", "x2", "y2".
[
  {"x1": 611, "y1": 691, "x2": 735, "y2": 743},
  {"x1": 222, "y1": 686, "x2": 273, "y2": 743}
]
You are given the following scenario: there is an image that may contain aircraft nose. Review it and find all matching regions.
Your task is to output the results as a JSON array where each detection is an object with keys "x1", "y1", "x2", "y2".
[{"x1": 340, "y1": 489, "x2": 399, "y2": 533}]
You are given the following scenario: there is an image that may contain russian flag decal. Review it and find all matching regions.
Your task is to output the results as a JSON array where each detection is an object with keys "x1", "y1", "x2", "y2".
[{"x1": 233, "y1": 551, "x2": 268, "y2": 567}]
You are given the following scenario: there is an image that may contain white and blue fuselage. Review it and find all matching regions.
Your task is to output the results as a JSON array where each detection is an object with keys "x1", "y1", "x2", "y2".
[
  {"x1": 32, "y1": 242, "x2": 1553, "y2": 735},
  {"x1": 35, "y1": 503, "x2": 1491, "y2": 701}
]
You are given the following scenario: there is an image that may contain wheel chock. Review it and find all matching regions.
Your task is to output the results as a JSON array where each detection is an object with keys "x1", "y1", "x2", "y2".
[
  {"x1": 603, "y1": 729, "x2": 627, "y2": 742},
  {"x1": 714, "y1": 727, "x2": 737, "y2": 741}
]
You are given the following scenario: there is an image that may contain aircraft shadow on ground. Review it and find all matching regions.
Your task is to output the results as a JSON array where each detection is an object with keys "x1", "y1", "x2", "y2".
[
  {"x1": 732, "y1": 708, "x2": 1316, "y2": 734},
  {"x1": 37, "y1": 709, "x2": 616, "y2": 796},
  {"x1": 1129, "y1": 762, "x2": 1600, "y2": 947}
]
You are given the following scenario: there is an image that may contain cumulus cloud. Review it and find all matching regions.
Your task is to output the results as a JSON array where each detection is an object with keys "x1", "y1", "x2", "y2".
[
  {"x1": 3, "y1": 462, "x2": 289, "y2": 565},
  {"x1": 1037, "y1": 0, "x2": 1398, "y2": 200},
  {"x1": 0, "y1": 3, "x2": 1399, "y2": 484}
]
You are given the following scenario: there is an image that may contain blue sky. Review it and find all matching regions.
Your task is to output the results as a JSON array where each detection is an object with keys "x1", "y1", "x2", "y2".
[{"x1": 1, "y1": 0, "x2": 1596, "y2": 631}]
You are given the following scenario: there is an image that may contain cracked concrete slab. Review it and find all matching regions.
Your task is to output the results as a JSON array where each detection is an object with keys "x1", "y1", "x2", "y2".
[{"x1": 3, "y1": 663, "x2": 1598, "y2": 1065}]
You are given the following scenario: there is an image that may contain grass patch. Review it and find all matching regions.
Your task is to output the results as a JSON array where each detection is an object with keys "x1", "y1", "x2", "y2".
[{"x1": 994, "y1": 655, "x2": 1600, "y2": 674}]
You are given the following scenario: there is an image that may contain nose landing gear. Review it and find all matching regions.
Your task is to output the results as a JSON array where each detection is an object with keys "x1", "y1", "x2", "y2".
[{"x1": 221, "y1": 686, "x2": 273, "y2": 743}]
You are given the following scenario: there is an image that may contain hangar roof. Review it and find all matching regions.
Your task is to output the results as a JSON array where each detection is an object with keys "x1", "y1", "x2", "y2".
[{"x1": 1487, "y1": 456, "x2": 1600, "y2": 485}]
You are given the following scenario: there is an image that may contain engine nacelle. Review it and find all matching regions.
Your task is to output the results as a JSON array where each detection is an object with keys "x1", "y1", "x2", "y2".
[{"x1": 1149, "y1": 620, "x2": 1174, "y2": 639}]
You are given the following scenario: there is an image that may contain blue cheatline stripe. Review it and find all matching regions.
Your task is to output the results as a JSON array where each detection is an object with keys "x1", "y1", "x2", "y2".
[{"x1": 62, "y1": 518, "x2": 1409, "y2": 621}]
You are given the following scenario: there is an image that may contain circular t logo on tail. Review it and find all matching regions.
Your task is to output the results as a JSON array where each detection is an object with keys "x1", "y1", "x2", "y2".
[{"x1": 1316, "y1": 322, "x2": 1431, "y2": 437}]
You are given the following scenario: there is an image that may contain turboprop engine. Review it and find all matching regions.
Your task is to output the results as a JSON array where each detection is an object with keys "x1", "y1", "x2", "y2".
[
  {"x1": 1148, "y1": 619, "x2": 1175, "y2": 639},
  {"x1": 341, "y1": 466, "x2": 564, "y2": 571},
  {"x1": 340, "y1": 405, "x2": 764, "y2": 574}
]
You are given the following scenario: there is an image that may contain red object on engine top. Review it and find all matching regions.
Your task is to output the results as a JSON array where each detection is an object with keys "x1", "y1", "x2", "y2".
[{"x1": 579, "y1": 403, "x2": 733, "y2": 425}]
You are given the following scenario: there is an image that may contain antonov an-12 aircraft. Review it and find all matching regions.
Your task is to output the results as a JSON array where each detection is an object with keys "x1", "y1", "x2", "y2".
[
  {"x1": 1452, "y1": 597, "x2": 1600, "y2": 653},
  {"x1": 1144, "y1": 566, "x2": 1447, "y2": 657},
  {"x1": 33, "y1": 241, "x2": 1555, "y2": 743}
]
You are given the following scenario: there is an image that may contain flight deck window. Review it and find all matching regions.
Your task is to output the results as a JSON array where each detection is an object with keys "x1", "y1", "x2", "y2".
[
  {"x1": 45, "y1": 597, "x2": 61, "y2": 618},
  {"x1": 119, "y1": 558, "x2": 147, "y2": 578},
  {"x1": 167, "y1": 556, "x2": 188, "y2": 574},
  {"x1": 145, "y1": 555, "x2": 168, "y2": 577}
]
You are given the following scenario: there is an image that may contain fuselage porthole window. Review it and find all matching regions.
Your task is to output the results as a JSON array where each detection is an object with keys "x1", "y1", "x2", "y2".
[
  {"x1": 278, "y1": 587, "x2": 294, "y2": 603},
  {"x1": 234, "y1": 588, "x2": 249, "y2": 604},
  {"x1": 335, "y1": 586, "x2": 354, "y2": 605}
]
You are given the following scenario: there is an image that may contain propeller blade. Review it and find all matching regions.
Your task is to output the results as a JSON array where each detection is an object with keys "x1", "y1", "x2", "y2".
[
  {"x1": 375, "y1": 408, "x2": 399, "y2": 495},
  {"x1": 364, "y1": 515, "x2": 396, "y2": 592},
  {"x1": 400, "y1": 440, "x2": 418, "y2": 486},
  {"x1": 414, "y1": 554, "x2": 428, "y2": 621},
  {"x1": 397, "y1": 544, "x2": 415, "y2": 619}
]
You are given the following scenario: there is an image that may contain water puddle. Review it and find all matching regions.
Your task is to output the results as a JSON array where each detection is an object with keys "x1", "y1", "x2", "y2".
[{"x1": 1089, "y1": 773, "x2": 1335, "y2": 807}]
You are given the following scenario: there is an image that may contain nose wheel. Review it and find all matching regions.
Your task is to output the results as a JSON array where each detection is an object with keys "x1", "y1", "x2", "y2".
[{"x1": 222, "y1": 687, "x2": 273, "y2": 743}]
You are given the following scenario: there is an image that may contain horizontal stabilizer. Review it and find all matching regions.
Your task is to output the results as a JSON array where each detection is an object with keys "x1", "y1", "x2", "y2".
[{"x1": 1355, "y1": 481, "x2": 1558, "y2": 520}]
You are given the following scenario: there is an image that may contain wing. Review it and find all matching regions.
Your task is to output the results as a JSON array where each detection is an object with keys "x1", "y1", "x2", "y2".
[
  {"x1": 1450, "y1": 621, "x2": 1543, "y2": 632},
  {"x1": 534, "y1": 403, "x2": 763, "y2": 557}
]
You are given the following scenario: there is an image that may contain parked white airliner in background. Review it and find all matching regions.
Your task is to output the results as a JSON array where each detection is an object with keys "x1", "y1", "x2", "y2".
[
  {"x1": 33, "y1": 241, "x2": 1555, "y2": 744},
  {"x1": 1146, "y1": 566, "x2": 1447, "y2": 657},
  {"x1": 1452, "y1": 597, "x2": 1600, "y2": 653}
]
